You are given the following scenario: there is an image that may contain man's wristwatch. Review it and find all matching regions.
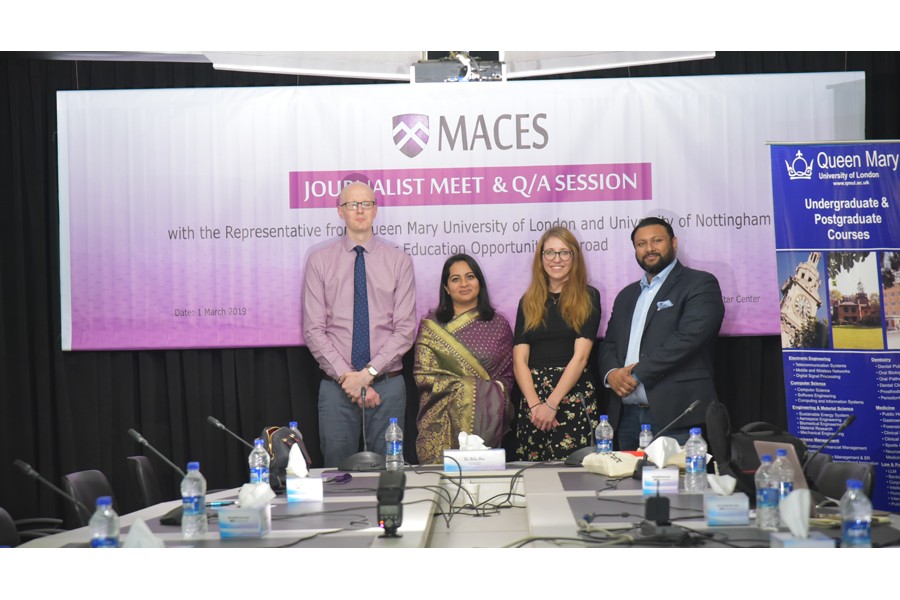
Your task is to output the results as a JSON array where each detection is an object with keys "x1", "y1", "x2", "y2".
[{"x1": 366, "y1": 364, "x2": 378, "y2": 378}]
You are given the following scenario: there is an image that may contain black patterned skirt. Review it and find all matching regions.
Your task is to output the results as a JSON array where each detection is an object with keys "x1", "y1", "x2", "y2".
[{"x1": 514, "y1": 366, "x2": 597, "y2": 461}]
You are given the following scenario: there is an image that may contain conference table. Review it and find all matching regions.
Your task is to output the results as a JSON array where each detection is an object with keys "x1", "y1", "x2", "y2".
[{"x1": 19, "y1": 462, "x2": 900, "y2": 548}]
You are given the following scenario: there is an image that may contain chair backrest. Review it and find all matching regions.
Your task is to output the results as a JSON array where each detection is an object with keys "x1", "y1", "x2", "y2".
[
  {"x1": 704, "y1": 400, "x2": 732, "y2": 466},
  {"x1": 803, "y1": 451, "x2": 833, "y2": 485},
  {"x1": 0, "y1": 507, "x2": 20, "y2": 547},
  {"x1": 813, "y1": 461, "x2": 875, "y2": 501},
  {"x1": 62, "y1": 469, "x2": 116, "y2": 528},
  {"x1": 126, "y1": 456, "x2": 163, "y2": 509}
]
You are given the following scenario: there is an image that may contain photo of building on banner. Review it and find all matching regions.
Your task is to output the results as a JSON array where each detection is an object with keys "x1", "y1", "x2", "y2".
[{"x1": 771, "y1": 142, "x2": 900, "y2": 512}]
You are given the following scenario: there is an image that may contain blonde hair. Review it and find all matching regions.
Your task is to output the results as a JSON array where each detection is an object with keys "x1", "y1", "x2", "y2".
[{"x1": 521, "y1": 226, "x2": 594, "y2": 332}]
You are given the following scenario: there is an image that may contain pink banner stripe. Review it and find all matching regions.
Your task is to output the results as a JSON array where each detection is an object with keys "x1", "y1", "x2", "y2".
[{"x1": 289, "y1": 163, "x2": 652, "y2": 208}]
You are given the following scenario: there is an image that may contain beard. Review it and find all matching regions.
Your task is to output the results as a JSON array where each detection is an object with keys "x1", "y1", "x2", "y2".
[{"x1": 637, "y1": 248, "x2": 675, "y2": 275}]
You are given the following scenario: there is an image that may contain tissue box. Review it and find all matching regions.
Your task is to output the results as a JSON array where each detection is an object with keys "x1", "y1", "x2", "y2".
[
  {"x1": 286, "y1": 476, "x2": 324, "y2": 502},
  {"x1": 703, "y1": 492, "x2": 750, "y2": 526},
  {"x1": 218, "y1": 504, "x2": 271, "y2": 538},
  {"x1": 770, "y1": 531, "x2": 836, "y2": 548},
  {"x1": 641, "y1": 466, "x2": 680, "y2": 495},
  {"x1": 443, "y1": 449, "x2": 505, "y2": 472}
]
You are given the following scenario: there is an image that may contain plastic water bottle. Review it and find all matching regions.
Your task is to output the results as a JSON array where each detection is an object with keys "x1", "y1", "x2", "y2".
[
  {"x1": 638, "y1": 424, "x2": 653, "y2": 450},
  {"x1": 249, "y1": 438, "x2": 270, "y2": 484},
  {"x1": 594, "y1": 415, "x2": 614, "y2": 453},
  {"x1": 770, "y1": 448, "x2": 795, "y2": 501},
  {"x1": 754, "y1": 454, "x2": 779, "y2": 531},
  {"x1": 385, "y1": 417, "x2": 404, "y2": 471},
  {"x1": 840, "y1": 479, "x2": 873, "y2": 548},
  {"x1": 289, "y1": 420, "x2": 311, "y2": 464},
  {"x1": 89, "y1": 496, "x2": 119, "y2": 547},
  {"x1": 181, "y1": 461, "x2": 208, "y2": 538},
  {"x1": 683, "y1": 427, "x2": 708, "y2": 492}
]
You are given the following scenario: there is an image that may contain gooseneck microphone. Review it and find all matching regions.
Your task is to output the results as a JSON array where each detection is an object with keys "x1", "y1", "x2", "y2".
[
  {"x1": 803, "y1": 413, "x2": 857, "y2": 472},
  {"x1": 13, "y1": 459, "x2": 90, "y2": 519},
  {"x1": 207, "y1": 415, "x2": 255, "y2": 450},
  {"x1": 338, "y1": 386, "x2": 386, "y2": 472},
  {"x1": 632, "y1": 399, "x2": 702, "y2": 479},
  {"x1": 128, "y1": 428, "x2": 186, "y2": 477}
]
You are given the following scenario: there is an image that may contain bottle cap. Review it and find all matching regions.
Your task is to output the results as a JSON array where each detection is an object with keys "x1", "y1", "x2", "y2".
[
  {"x1": 847, "y1": 479, "x2": 862, "y2": 490},
  {"x1": 254, "y1": 438, "x2": 265, "y2": 447},
  {"x1": 776, "y1": 448, "x2": 787, "y2": 457},
  {"x1": 96, "y1": 496, "x2": 112, "y2": 507},
  {"x1": 187, "y1": 461, "x2": 200, "y2": 471},
  {"x1": 761, "y1": 454, "x2": 773, "y2": 463},
  {"x1": 599, "y1": 414, "x2": 609, "y2": 421},
  {"x1": 641, "y1": 424, "x2": 651, "y2": 431},
  {"x1": 690, "y1": 427, "x2": 701, "y2": 435},
  {"x1": 390, "y1": 417, "x2": 398, "y2": 423},
  {"x1": 289, "y1": 421, "x2": 298, "y2": 428}
]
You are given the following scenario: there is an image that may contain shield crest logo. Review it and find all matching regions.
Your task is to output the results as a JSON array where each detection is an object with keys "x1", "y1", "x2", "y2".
[{"x1": 392, "y1": 114, "x2": 429, "y2": 158}]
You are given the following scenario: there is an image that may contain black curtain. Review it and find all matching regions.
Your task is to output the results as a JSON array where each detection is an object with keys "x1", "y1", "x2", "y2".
[{"x1": 2, "y1": 52, "x2": 898, "y2": 520}]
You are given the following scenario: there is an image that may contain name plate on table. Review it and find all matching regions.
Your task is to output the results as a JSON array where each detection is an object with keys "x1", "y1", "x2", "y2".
[
  {"x1": 703, "y1": 492, "x2": 750, "y2": 526},
  {"x1": 443, "y1": 449, "x2": 506, "y2": 472},
  {"x1": 218, "y1": 504, "x2": 271, "y2": 538},
  {"x1": 286, "y1": 476, "x2": 324, "y2": 502},
  {"x1": 641, "y1": 466, "x2": 680, "y2": 495}
]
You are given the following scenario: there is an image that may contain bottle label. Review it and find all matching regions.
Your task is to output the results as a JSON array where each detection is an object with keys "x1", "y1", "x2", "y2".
[
  {"x1": 90, "y1": 536, "x2": 118, "y2": 548},
  {"x1": 183, "y1": 494, "x2": 204, "y2": 516},
  {"x1": 777, "y1": 481, "x2": 794, "y2": 500},
  {"x1": 595, "y1": 440, "x2": 612, "y2": 453},
  {"x1": 685, "y1": 455, "x2": 706, "y2": 474},
  {"x1": 250, "y1": 467, "x2": 270, "y2": 484},
  {"x1": 756, "y1": 487, "x2": 779, "y2": 508},
  {"x1": 842, "y1": 520, "x2": 872, "y2": 545},
  {"x1": 387, "y1": 440, "x2": 403, "y2": 456}
]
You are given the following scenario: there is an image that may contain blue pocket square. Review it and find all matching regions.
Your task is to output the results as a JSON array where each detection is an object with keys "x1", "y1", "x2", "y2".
[{"x1": 656, "y1": 300, "x2": 673, "y2": 310}]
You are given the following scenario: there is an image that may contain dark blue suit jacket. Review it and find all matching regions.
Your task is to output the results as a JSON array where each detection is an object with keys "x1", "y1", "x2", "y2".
[{"x1": 599, "y1": 261, "x2": 725, "y2": 429}]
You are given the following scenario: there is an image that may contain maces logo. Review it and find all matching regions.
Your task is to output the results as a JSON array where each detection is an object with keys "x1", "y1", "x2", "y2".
[
  {"x1": 785, "y1": 150, "x2": 813, "y2": 180},
  {"x1": 391, "y1": 112, "x2": 549, "y2": 158},
  {"x1": 392, "y1": 114, "x2": 430, "y2": 158}
]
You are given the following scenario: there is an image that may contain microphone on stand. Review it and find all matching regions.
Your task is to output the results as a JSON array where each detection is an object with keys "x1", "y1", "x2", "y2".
[
  {"x1": 802, "y1": 413, "x2": 856, "y2": 477},
  {"x1": 338, "y1": 386, "x2": 385, "y2": 472},
  {"x1": 207, "y1": 416, "x2": 254, "y2": 450},
  {"x1": 13, "y1": 459, "x2": 90, "y2": 525},
  {"x1": 128, "y1": 428, "x2": 186, "y2": 477},
  {"x1": 631, "y1": 399, "x2": 702, "y2": 479}
]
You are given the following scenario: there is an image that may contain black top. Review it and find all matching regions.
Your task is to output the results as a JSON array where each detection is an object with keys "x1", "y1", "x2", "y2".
[{"x1": 514, "y1": 286, "x2": 601, "y2": 368}]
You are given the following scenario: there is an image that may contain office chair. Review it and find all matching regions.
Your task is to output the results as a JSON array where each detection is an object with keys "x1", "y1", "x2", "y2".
[
  {"x1": 126, "y1": 456, "x2": 165, "y2": 509},
  {"x1": 813, "y1": 461, "x2": 875, "y2": 501},
  {"x1": 803, "y1": 451, "x2": 833, "y2": 486},
  {"x1": 0, "y1": 506, "x2": 66, "y2": 547},
  {"x1": 61, "y1": 469, "x2": 116, "y2": 529}
]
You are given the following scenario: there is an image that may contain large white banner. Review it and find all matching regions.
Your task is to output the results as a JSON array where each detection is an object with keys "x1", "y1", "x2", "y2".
[{"x1": 57, "y1": 72, "x2": 865, "y2": 350}]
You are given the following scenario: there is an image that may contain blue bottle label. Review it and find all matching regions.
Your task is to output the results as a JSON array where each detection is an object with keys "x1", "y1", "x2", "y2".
[
  {"x1": 756, "y1": 487, "x2": 779, "y2": 508},
  {"x1": 842, "y1": 520, "x2": 872, "y2": 546},
  {"x1": 182, "y1": 494, "x2": 204, "y2": 516},
  {"x1": 595, "y1": 440, "x2": 612, "y2": 453},
  {"x1": 388, "y1": 441, "x2": 403, "y2": 456},
  {"x1": 250, "y1": 467, "x2": 269, "y2": 484},
  {"x1": 685, "y1": 456, "x2": 706, "y2": 474},
  {"x1": 90, "y1": 536, "x2": 118, "y2": 548}
]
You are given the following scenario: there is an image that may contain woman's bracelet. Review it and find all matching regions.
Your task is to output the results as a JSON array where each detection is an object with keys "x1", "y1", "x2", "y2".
[
  {"x1": 528, "y1": 402, "x2": 540, "y2": 410},
  {"x1": 545, "y1": 402, "x2": 559, "y2": 412}
]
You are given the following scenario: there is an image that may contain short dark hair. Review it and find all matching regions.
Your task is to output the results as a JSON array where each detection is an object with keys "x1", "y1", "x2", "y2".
[
  {"x1": 434, "y1": 254, "x2": 495, "y2": 324},
  {"x1": 630, "y1": 216, "x2": 675, "y2": 244}
]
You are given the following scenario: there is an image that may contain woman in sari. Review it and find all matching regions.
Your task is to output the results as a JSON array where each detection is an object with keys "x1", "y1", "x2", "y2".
[{"x1": 414, "y1": 254, "x2": 514, "y2": 464}]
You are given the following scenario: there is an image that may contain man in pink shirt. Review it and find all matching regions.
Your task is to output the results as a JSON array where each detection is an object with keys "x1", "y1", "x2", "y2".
[{"x1": 303, "y1": 181, "x2": 417, "y2": 467}]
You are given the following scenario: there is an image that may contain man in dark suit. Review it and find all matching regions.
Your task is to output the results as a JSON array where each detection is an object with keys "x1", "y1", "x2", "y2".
[{"x1": 599, "y1": 217, "x2": 725, "y2": 450}]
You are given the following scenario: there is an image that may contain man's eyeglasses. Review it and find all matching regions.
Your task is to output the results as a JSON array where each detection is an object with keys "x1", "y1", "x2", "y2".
[
  {"x1": 340, "y1": 201, "x2": 376, "y2": 211},
  {"x1": 542, "y1": 250, "x2": 574, "y2": 261}
]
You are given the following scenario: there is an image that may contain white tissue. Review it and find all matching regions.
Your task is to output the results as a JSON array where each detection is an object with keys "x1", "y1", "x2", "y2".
[
  {"x1": 458, "y1": 432, "x2": 489, "y2": 450},
  {"x1": 779, "y1": 489, "x2": 811, "y2": 538},
  {"x1": 707, "y1": 473, "x2": 737, "y2": 495},
  {"x1": 582, "y1": 451, "x2": 640, "y2": 477},
  {"x1": 286, "y1": 443, "x2": 308, "y2": 477},
  {"x1": 238, "y1": 482, "x2": 276, "y2": 508},
  {"x1": 644, "y1": 437, "x2": 683, "y2": 468},
  {"x1": 123, "y1": 517, "x2": 166, "y2": 548}
]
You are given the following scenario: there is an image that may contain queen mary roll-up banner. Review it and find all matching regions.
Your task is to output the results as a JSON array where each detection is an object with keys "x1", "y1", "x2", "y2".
[
  {"x1": 771, "y1": 141, "x2": 900, "y2": 511},
  {"x1": 58, "y1": 72, "x2": 864, "y2": 351}
]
